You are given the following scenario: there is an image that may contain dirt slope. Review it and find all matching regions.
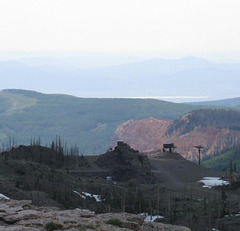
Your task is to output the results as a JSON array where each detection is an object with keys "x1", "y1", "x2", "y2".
[
  {"x1": 113, "y1": 116, "x2": 240, "y2": 161},
  {"x1": 147, "y1": 150, "x2": 220, "y2": 189}
]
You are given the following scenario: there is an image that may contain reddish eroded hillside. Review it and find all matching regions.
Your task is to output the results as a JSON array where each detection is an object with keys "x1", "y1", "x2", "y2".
[
  {"x1": 113, "y1": 114, "x2": 240, "y2": 161},
  {"x1": 113, "y1": 117, "x2": 172, "y2": 152}
]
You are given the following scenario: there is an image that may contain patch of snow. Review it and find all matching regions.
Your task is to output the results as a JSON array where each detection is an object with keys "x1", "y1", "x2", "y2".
[
  {"x1": 73, "y1": 190, "x2": 86, "y2": 199},
  {"x1": 212, "y1": 228, "x2": 220, "y2": 231},
  {"x1": 0, "y1": 193, "x2": 10, "y2": 200},
  {"x1": 139, "y1": 213, "x2": 164, "y2": 222},
  {"x1": 145, "y1": 215, "x2": 164, "y2": 222},
  {"x1": 82, "y1": 192, "x2": 92, "y2": 197},
  {"x1": 73, "y1": 190, "x2": 101, "y2": 202},
  {"x1": 198, "y1": 177, "x2": 229, "y2": 188},
  {"x1": 92, "y1": 194, "x2": 101, "y2": 202},
  {"x1": 224, "y1": 211, "x2": 240, "y2": 217},
  {"x1": 82, "y1": 192, "x2": 101, "y2": 202},
  {"x1": 203, "y1": 185, "x2": 212, "y2": 189}
]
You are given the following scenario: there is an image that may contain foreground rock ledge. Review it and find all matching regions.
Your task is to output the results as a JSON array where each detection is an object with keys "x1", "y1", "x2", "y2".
[{"x1": 0, "y1": 198, "x2": 190, "y2": 231}]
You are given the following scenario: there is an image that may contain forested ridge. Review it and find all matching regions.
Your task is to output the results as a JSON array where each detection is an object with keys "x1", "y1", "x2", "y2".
[
  {"x1": 0, "y1": 89, "x2": 198, "y2": 154},
  {"x1": 167, "y1": 109, "x2": 240, "y2": 135},
  {"x1": 202, "y1": 145, "x2": 240, "y2": 171}
]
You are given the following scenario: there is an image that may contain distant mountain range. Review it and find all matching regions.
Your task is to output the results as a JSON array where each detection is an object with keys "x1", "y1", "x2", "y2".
[{"x1": 1, "y1": 56, "x2": 240, "y2": 100}]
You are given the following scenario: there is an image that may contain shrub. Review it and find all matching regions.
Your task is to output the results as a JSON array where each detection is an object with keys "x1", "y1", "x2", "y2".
[
  {"x1": 106, "y1": 218, "x2": 124, "y2": 228},
  {"x1": 85, "y1": 223, "x2": 97, "y2": 229},
  {"x1": 77, "y1": 224, "x2": 86, "y2": 231},
  {"x1": 44, "y1": 221, "x2": 63, "y2": 231}
]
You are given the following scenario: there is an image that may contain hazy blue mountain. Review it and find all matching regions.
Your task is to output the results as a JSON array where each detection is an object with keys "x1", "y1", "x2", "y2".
[
  {"x1": 17, "y1": 53, "x2": 143, "y2": 68},
  {"x1": 190, "y1": 97, "x2": 240, "y2": 108},
  {"x1": 1, "y1": 56, "x2": 240, "y2": 99}
]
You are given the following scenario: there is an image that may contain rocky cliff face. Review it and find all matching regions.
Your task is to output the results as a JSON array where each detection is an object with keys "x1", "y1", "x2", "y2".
[
  {"x1": 113, "y1": 113, "x2": 240, "y2": 161},
  {"x1": 0, "y1": 197, "x2": 190, "y2": 231}
]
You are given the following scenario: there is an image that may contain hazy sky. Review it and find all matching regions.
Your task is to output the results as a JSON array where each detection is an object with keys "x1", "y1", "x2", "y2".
[{"x1": 0, "y1": 0, "x2": 240, "y2": 57}]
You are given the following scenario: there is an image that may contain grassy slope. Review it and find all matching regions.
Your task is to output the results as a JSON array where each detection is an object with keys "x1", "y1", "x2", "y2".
[
  {"x1": 0, "y1": 89, "x2": 199, "y2": 154},
  {"x1": 0, "y1": 91, "x2": 37, "y2": 114}
]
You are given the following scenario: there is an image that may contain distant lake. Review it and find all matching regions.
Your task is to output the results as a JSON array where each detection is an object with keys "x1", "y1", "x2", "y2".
[{"x1": 124, "y1": 96, "x2": 209, "y2": 103}]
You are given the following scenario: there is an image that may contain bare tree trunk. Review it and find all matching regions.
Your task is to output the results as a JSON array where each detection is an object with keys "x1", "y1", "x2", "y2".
[
  {"x1": 167, "y1": 191, "x2": 171, "y2": 216},
  {"x1": 121, "y1": 189, "x2": 125, "y2": 213}
]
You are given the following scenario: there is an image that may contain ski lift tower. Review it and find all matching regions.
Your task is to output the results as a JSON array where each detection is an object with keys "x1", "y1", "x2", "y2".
[{"x1": 194, "y1": 145, "x2": 203, "y2": 166}]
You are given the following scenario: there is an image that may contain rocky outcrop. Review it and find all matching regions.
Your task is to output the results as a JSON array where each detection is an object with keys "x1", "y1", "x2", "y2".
[
  {"x1": 97, "y1": 142, "x2": 155, "y2": 183},
  {"x1": 0, "y1": 198, "x2": 191, "y2": 231},
  {"x1": 113, "y1": 116, "x2": 240, "y2": 161}
]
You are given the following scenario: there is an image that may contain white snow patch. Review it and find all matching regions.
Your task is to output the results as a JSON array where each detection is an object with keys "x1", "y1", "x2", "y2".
[
  {"x1": 139, "y1": 213, "x2": 164, "y2": 222},
  {"x1": 82, "y1": 192, "x2": 101, "y2": 202},
  {"x1": 73, "y1": 191, "x2": 101, "y2": 202},
  {"x1": 0, "y1": 193, "x2": 10, "y2": 200},
  {"x1": 82, "y1": 192, "x2": 92, "y2": 197},
  {"x1": 145, "y1": 215, "x2": 164, "y2": 222},
  {"x1": 198, "y1": 177, "x2": 229, "y2": 188},
  {"x1": 92, "y1": 194, "x2": 101, "y2": 202},
  {"x1": 224, "y1": 211, "x2": 240, "y2": 217},
  {"x1": 233, "y1": 211, "x2": 240, "y2": 217},
  {"x1": 73, "y1": 190, "x2": 86, "y2": 199}
]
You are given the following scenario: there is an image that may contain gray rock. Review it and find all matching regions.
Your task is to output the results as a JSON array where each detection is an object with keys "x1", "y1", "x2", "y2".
[{"x1": 0, "y1": 199, "x2": 191, "y2": 231}]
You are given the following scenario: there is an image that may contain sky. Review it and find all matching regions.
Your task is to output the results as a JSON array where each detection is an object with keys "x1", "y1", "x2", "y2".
[
  {"x1": 0, "y1": 0, "x2": 240, "y2": 60},
  {"x1": 1, "y1": 0, "x2": 240, "y2": 102}
]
